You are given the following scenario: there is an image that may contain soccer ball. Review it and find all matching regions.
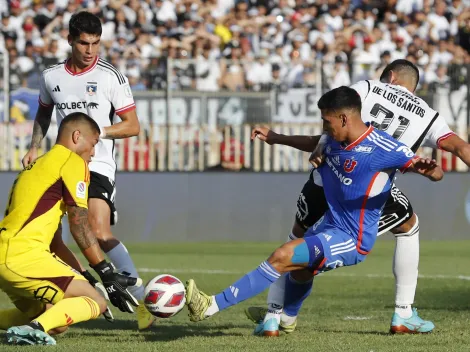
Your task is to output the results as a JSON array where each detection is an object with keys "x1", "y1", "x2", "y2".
[{"x1": 143, "y1": 274, "x2": 186, "y2": 318}]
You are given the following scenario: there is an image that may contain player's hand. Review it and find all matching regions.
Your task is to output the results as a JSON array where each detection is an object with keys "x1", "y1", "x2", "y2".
[
  {"x1": 251, "y1": 127, "x2": 278, "y2": 145},
  {"x1": 81, "y1": 270, "x2": 114, "y2": 322},
  {"x1": 309, "y1": 149, "x2": 324, "y2": 168},
  {"x1": 411, "y1": 157, "x2": 437, "y2": 173},
  {"x1": 22, "y1": 147, "x2": 38, "y2": 168},
  {"x1": 309, "y1": 142, "x2": 325, "y2": 168},
  {"x1": 410, "y1": 157, "x2": 443, "y2": 181},
  {"x1": 91, "y1": 261, "x2": 142, "y2": 314}
]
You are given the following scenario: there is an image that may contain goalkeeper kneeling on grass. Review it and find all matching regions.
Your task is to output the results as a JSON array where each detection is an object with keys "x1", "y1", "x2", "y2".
[{"x1": 0, "y1": 112, "x2": 140, "y2": 346}]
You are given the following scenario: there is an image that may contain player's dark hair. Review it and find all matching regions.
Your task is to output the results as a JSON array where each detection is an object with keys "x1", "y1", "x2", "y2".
[
  {"x1": 69, "y1": 11, "x2": 102, "y2": 39},
  {"x1": 58, "y1": 112, "x2": 100, "y2": 137},
  {"x1": 317, "y1": 86, "x2": 362, "y2": 113},
  {"x1": 379, "y1": 59, "x2": 419, "y2": 90}
]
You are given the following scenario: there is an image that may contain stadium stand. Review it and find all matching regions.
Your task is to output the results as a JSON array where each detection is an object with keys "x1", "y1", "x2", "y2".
[{"x1": 1, "y1": 0, "x2": 469, "y2": 93}]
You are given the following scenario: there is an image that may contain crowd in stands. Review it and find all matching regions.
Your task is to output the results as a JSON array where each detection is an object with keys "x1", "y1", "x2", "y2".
[{"x1": 1, "y1": 0, "x2": 470, "y2": 93}]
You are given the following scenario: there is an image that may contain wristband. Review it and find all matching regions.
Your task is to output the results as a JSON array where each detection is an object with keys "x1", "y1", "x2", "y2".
[{"x1": 100, "y1": 128, "x2": 107, "y2": 139}]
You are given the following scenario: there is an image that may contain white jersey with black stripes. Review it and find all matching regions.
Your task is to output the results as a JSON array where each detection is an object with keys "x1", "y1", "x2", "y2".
[
  {"x1": 38, "y1": 57, "x2": 136, "y2": 181},
  {"x1": 313, "y1": 80, "x2": 455, "y2": 186}
]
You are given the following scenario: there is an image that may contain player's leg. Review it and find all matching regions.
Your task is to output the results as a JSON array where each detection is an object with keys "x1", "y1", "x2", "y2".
[
  {"x1": 87, "y1": 172, "x2": 153, "y2": 330},
  {"x1": 246, "y1": 179, "x2": 328, "y2": 326},
  {"x1": 254, "y1": 227, "x2": 364, "y2": 336},
  {"x1": 379, "y1": 186, "x2": 434, "y2": 333},
  {"x1": 185, "y1": 235, "x2": 325, "y2": 324},
  {"x1": 2, "y1": 252, "x2": 106, "y2": 345}
]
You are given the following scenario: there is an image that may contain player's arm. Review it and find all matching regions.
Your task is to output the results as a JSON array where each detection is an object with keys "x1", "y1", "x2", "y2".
[
  {"x1": 371, "y1": 144, "x2": 443, "y2": 182},
  {"x1": 66, "y1": 204, "x2": 140, "y2": 313},
  {"x1": 101, "y1": 76, "x2": 140, "y2": 139},
  {"x1": 404, "y1": 157, "x2": 444, "y2": 182},
  {"x1": 66, "y1": 205, "x2": 105, "y2": 265},
  {"x1": 50, "y1": 222, "x2": 85, "y2": 272},
  {"x1": 62, "y1": 157, "x2": 140, "y2": 313},
  {"x1": 101, "y1": 108, "x2": 140, "y2": 139},
  {"x1": 30, "y1": 105, "x2": 54, "y2": 148},
  {"x1": 23, "y1": 72, "x2": 54, "y2": 167},
  {"x1": 251, "y1": 126, "x2": 321, "y2": 152},
  {"x1": 420, "y1": 114, "x2": 470, "y2": 167},
  {"x1": 437, "y1": 134, "x2": 470, "y2": 168}
]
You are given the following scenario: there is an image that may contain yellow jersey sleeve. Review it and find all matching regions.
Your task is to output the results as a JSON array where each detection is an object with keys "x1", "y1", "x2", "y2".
[{"x1": 60, "y1": 154, "x2": 90, "y2": 209}]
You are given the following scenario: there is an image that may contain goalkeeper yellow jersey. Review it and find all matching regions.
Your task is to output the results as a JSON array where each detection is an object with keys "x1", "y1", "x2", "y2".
[{"x1": 0, "y1": 145, "x2": 89, "y2": 262}]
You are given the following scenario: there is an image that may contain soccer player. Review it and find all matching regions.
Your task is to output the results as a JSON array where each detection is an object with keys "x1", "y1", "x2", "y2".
[
  {"x1": 246, "y1": 59, "x2": 470, "y2": 335},
  {"x1": 0, "y1": 112, "x2": 140, "y2": 346},
  {"x1": 184, "y1": 87, "x2": 443, "y2": 329},
  {"x1": 21, "y1": 11, "x2": 155, "y2": 330}
]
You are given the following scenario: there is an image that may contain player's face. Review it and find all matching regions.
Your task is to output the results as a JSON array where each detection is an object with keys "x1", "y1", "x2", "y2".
[
  {"x1": 321, "y1": 110, "x2": 346, "y2": 142},
  {"x1": 76, "y1": 129, "x2": 99, "y2": 163},
  {"x1": 69, "y1": 33, "x2": 101, "y2": 67}
]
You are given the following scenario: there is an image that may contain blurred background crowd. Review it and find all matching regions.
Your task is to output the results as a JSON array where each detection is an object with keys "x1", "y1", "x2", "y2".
[{"x1": 1, "y1": 0, "x2": 470, "y2": 94}]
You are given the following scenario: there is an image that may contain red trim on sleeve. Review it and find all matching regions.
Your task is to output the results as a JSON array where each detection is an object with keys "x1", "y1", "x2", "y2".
[
  {"x1": 437, "y1": 132, "x2": 456, "y2": 150},
  {"x1": 38, "y1": 97, "x2": 53, "y2": 108},
  {"x1": 400, "y1": 156, "x2": 419, "y2": 174},
  {"x1": 115, "y1": 104, "x2": 136, "y2": 116}
]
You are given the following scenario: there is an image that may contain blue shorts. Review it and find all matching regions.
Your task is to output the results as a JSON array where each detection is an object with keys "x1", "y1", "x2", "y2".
[{"x1": 304, "y1": 216, "x2": 366, "y2": 274}]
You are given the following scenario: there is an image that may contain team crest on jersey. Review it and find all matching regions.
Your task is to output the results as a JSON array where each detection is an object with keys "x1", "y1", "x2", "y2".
[
  {"x1": 86, "y1": 82, "x2": 97, "y2": 96},
  {"x1": 343, "y1": 159, "x2": 357, "y2": 173}
]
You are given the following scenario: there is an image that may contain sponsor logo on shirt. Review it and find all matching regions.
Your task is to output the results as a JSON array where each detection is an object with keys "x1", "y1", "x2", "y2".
[
  {"x1": 352, "y1": 145, "x2": 375, "y2": 153},
  {"x1": 56, "y1": 102, "x2": 88, "y2": 110}
]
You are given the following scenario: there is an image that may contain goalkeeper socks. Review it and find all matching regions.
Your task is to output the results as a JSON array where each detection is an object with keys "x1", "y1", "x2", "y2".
[
  {"x1": 33, "y1": 297, "x2": 100, "y2": 332},
  {"x1": 0, "y1": 308, "x2": 31, "y2": 330},
  {"x1": 283, "y1": 273, "x2": 313, "y2": 318},
  {"x1": 106, "y1": 242, "x2": 145, "y2": 300},
  {"x1": 215, "y1": 261, "x2": 280, "y2": 311}
]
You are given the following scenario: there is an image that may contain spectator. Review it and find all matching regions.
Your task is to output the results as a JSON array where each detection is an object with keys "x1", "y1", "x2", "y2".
[
  {"x1": 195, "y1": 43, "x2": 221, "y2": 92},
  {"x1": 0, "y1": 0, "x2": 469, "y2": 96}
]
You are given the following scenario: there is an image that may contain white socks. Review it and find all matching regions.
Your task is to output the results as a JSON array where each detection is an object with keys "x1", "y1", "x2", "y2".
[
  {"x1": 263, "y1": 232, "x2": 298, "y2": 324},
  {"x1": 106, "y1": 242, "x2": 145, "y2": 300},
  {"x1": 393, "y1": 217, "x2": 420, "y2": 319},
  {"x1": 206, "y1": 297, "x2": 220, "y2": 317}
]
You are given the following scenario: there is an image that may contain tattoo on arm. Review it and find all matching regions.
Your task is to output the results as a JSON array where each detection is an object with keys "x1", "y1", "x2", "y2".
[
  {"x1": 31, "y1": 107, "x2": 53, "y2": 148},
  {"x1": 67, "y1": 206, "x2": 98, "y2": 250}
]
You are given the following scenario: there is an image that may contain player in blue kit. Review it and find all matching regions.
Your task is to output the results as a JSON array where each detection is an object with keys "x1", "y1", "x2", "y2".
[{"x1": 183, "y1": 86, "x2": 443, "y2": 332}]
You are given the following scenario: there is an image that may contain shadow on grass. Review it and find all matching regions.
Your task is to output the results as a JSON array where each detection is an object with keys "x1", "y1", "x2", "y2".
[{"x1": 73, "y1": 319, "x2": 247, "y2": 341}]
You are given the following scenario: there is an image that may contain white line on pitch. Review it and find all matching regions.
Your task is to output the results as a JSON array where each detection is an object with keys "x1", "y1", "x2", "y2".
[{"x1": 137, "y1": 268, "x2": 470, "y2": 281}]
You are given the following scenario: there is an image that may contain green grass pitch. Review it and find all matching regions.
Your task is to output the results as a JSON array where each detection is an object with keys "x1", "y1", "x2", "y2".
[{"x1": 0, "y1": 241, "x2": 469, "y2": 351}]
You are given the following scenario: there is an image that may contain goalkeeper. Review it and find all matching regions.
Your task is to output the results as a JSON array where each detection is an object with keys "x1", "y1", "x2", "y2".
[{"x1": 0, "y1": 112, "x2": 140, "y2": 346}]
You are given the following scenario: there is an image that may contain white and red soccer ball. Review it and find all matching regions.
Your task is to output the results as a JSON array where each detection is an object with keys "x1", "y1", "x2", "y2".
[{"x1": 143, "y1": 274, "x2": 186, "y2": 318}]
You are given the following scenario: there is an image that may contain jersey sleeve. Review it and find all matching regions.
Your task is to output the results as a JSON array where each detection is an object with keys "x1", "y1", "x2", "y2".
[
  {"x1": 420, "y1": 113, "x2": 456, "y2": 149},
  {"x1": 369, "y1": 141, "x2": 416, "y2": 173},
  {"x1": 349, "y1": 80, "x2": 372, "y2": 103},
  {"x1": 109, "y1": 74, "x2": 136, "y2": 116},
  {"x1": 38, "y1": 71, "x2": 54, "y2": 107},
  {"x1": 60, "y1": 155, "x2": 90, "y2": 208}
]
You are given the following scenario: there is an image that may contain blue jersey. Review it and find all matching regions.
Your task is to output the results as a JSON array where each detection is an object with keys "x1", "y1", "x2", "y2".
[{"x1": 318, "y1": 125, "x2": 415, "y2": 254}]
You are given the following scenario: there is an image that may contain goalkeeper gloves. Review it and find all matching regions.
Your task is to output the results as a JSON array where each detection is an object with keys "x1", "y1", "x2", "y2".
[{"x1": 91, "y1": 260, "x2": 142, "y2": 314}]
